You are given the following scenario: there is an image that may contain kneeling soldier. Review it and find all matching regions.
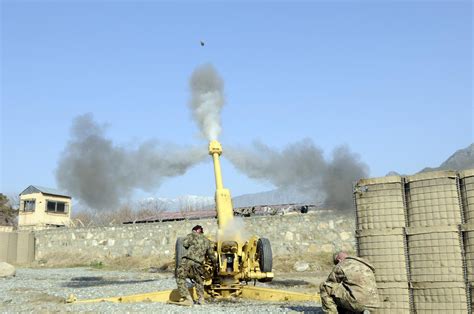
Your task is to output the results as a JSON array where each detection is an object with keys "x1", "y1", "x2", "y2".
[{"x1": 320, "y1": 251, "x2": 379, "y2": 313}]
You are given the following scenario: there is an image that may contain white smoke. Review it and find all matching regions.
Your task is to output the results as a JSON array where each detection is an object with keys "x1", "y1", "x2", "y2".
[
  {"x1": 219, "y1": 217, "x2": 251, "y2": 243},
  {"x1": 188, "y1": 64, "x2": 225, "y2": 140}
]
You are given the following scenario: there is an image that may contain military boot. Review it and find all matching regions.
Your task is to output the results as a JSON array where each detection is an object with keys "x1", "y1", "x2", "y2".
[
  {"x1": 167, "y1": 296, "x2": 193, "y2": 306},
  {"x1": 195, "y1": 297, "x2": 206, "y2": 305}
]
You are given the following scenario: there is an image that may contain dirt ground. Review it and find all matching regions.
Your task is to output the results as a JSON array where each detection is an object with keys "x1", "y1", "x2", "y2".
[{"x1": 0, "y1": 266, "x2": 327, "y2": 313}]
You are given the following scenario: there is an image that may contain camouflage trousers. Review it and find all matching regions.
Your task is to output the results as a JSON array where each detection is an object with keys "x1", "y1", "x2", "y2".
[
  {"x1": 176, "y1": 258, "x2": 205, "y2": 300},
  {"x1": 320, "y1": 282, "x2": 366, "y2": 314}
]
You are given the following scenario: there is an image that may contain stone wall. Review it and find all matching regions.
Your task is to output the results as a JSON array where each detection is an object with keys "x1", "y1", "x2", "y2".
[{"x1": 34, "y1": 210, "x2": 355, "y2": 261}]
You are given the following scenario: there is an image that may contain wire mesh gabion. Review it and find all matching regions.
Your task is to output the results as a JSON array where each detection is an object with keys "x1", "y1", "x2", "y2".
[
  {"x1": 354, "y1": 170, "x2": 474, "y2": 314},
  {"x1": 406, "y1": 227, "x2": 464, "y2": 282},
  {"x1": 354, "y1": 176, "x2": 406, "y2": 229},
  {"x1": 356, "y1": 228, "x2": 408, "y2": 282},
  {"x1": 405, "y1": 171, "x2": 462, "y2": 227},
  {"x1": 411, "y1": 282, "x2": 468, "y2": 314},
  {"x1": 470, "y1": 284, "x2": 473, "y2": 314},
  {"x1": 460, "y1": 170, "x2": 474, "y2": 224},
  {"x1": 377, "y1": 281, "x2": 410, "y2": 314},
  {"x1": 464, "y1": 228, "x2": 474, "y2": 282}
]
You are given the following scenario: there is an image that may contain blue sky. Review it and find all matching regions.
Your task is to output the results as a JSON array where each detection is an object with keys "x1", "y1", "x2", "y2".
[{"x1": 1, "y1": 1, "x2": 472, "y2": 200}]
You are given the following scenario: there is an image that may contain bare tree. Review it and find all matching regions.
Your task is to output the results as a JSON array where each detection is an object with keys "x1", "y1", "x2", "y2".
[
  {"x1": 7, "y1": 193, "x2": 20, "y2": 210},
  {"x1": 0, "y1": 193, "x2": 18, "y2": 227},
  {"x1": 136, "y1": 199, "x2": 167, "y2": 221},
  {"x1": 71, "y1": 199, "x2": 171, "y2": 227},
  {"x1": 71, "y1": 210, "x2": 95, "y2": 227}
]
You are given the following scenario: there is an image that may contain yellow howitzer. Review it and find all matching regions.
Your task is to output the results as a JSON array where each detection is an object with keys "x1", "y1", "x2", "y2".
[
  {"x1": 67, "y1": 140, "x2": 320, "y2": 305},
  {"x1": 202, "y1": 140, "x2": 274, "y2": 298}
]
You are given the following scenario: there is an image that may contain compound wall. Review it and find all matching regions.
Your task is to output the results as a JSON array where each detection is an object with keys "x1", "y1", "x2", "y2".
[
  {"x1": 355, "y1": 170, "x2": 473, "y2": 314},
  {"x1": 0, "y1": 232, "x2": 35, "y2": 264},
  {"x1": 34, "y1": 210, "x2": 356, "y2": 263}
]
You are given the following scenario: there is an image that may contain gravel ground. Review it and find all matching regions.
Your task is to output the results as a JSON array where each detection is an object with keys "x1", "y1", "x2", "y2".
[{"x1": 0, "y1": 268, "x2": 323, "y2": 313}]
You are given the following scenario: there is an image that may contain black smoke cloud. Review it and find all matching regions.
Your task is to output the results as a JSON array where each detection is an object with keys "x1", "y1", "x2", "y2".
[
  {"x1": 226, "y1": 139, "x2": 369, "y2": 210},
  {"x1": 55, "y1": 114, "x2": 207, "y2": 210}
]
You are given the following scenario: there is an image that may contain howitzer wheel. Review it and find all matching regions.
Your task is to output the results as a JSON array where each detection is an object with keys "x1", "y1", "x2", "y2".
[
  {"x1": 257, "y1": 237, "x2": 273, "y2": 282},
  {"x1": 175, "y1": 237, "x2": 186, "y2": 276}
]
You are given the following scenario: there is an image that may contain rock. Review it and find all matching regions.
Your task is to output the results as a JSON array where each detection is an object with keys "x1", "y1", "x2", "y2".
[
  {"x1": 284, "y1": 231, "x2": 294, "y2": 241},
  {"x1": 307, "y1": 244, "x2": 318, "y2": 254},
  {"x1": 293, "y1": 261, "x2": 309, "y2": 272},
  {"x1": 318, "y1": 222, "x2": 329, "y2": 229},
  {"x1": 148, "y1": 267, "x2": 160, "y2": 273},
  {"x1": 0, "y1": 262, "x2": 16, "y2": 278},
  {"x1": 320, "y1": 244, "x2": 334, "y2": 253},
  {"x1": 339, "y1": 231, "x2": 352, "y2": 241}
]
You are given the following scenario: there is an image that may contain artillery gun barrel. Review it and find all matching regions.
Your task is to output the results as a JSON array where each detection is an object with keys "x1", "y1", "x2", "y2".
[{"x1": 208, "y1": 140, "x2": 236, "y2": 237}]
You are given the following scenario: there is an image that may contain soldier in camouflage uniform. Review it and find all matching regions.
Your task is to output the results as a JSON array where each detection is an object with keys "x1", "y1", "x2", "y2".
[
  {"x1": 320, "y1": 252, "x2": 379, "y2": 313},
  {"x1": 174, "y1": 225, "x2": 216, "y2": 306}
]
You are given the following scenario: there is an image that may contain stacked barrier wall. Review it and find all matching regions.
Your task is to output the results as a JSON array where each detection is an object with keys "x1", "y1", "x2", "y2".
[
  {"x1": 461, "y1": 170, "x2": 474, "y2": 285},
  {"x1": 356, "y1": 229, "x2": 408, "y2": 282},
  {"x1": 411, "y1": 282, "x2": 468, "y2": 314},
  {"x1": 405, "y1": 226, "x2": 464, "y2": 282},
  {"x1": 460, "y1": 170, "x2": 474, "y2": 224},
  {"x1": 404, "y1": 171, "x2": 468, "y2": 312},
  {"x1": 355, "y1": 176, "x2": 406, "y2": 230},
  {"x1": 354, "y1": 176, "x2": 410, "y2": 312},
  {"x1": 355, "y1": 170, "x2": 474, "y2": 313},
  {"x1": 405, "y1": 171, "x2": 462, "y2": 227},
  {"x1": 376, "y1": 282, "x2": 411, "y2": 314}
]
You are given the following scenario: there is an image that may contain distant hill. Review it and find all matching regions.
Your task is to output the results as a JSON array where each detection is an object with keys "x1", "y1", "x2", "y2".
[
  {"x1": 144, "y1": 195, "x2": 214, "y2": 211},
  {"x1": 232, "y1": 187, "x2": 317, "y2": 208},
  {"x1": 421, "y1": 143, "x2": 474, "y2": 172},
  {"x1": 143, "y1": 187, "x2": 318, "y2": 212}
]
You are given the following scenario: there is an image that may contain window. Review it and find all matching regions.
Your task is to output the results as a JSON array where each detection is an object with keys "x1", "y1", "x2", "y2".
[
  {"x1": 46, "y1": 200, "x2": 68, "y2": 213},
  {"x1": 23, "y1": 200, "x2": 36, "y2": 212}
]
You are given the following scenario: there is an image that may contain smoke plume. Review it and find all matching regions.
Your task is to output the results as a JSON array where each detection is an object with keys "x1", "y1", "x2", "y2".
[
  {"x1": 226, "y1": 139, "x2": 369, "y2": 210},
  {"x1": 188, "y1": 64, "x2": 225, "y2": 140},
  {"x1": 55, "y1": 114, "x2": 207, "y2": 210}
]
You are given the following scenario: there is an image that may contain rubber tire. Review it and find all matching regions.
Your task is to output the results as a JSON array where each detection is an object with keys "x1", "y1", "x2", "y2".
[
  {"x1": 257, "y1": 237, "x2": 273, "y2": 282},
  {"x1": 175, "y1": 237, "x2": 186, "y2": 276}
]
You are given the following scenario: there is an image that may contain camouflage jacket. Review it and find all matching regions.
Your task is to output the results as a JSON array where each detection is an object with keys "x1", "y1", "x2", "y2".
[
  {"x1": 327, "y1": 256, "x2": 379, "y2": 308},
  {"x1": 183, "y1": 232, "x2": 216, "y2": 265}
]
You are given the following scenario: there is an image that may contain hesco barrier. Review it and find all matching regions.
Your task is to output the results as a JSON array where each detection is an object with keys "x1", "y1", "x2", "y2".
[
  {"x1": 405, "y1": 171, "x2": 462, "y2": 227},
  {"x1": 0, "y1": 232, "x2": 18, "y2": 263},
  {"x1": 406, "y1": 226, "x2": 464, "y2": 282},
  {"x1": 354, "y1": 176, "x2": 406, "y2": 229},
  {"x1": 354, "y1": 175, "x2": 411, "y2": 313},
  {"x1": 411, "y1": 282, "x2": 468, "y2": 313},
  {"x1": 356, "y1": 228, "x2": 408, "y2": 282},
  {"x1": 463, "y1": 224, "x2": 474, "y2": 282},
  {"x1": 471, "y1": 283, "x2": 474, "y2": 311},
  {"x1": 376, "y1": 282, "x2": 410, "y2": 314},
  {"x1": 354, "y1": 169, "x2": 474, "y2": 314},
  {"x1": 0, "y1": 232, "x2": 35, "y2": 264},
  {"x1": 461, "y1": 170, "x2": 474, "y2": 310},
  {"x1": 461, "y1": 170, "x2": 474, "y2": 224}
]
